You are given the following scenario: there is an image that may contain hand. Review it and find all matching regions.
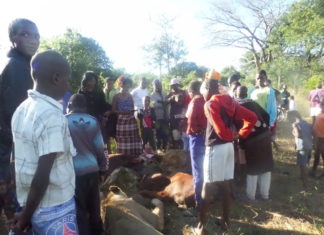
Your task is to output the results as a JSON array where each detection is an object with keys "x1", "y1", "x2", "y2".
[{"x1": 7, "y1": 212, "x2": 30, "y2": 234}]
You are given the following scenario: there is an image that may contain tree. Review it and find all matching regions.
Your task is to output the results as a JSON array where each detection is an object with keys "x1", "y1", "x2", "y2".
[
  {"x1": 40, "y1": 29, "x2": 113, "y2": 92},
  {"x1": 143, "y1": 16, "x2": 188, "y2": 76},
  {"x1": 170, "y1": 61, "x2": 209, "y2": 79},
  {"x1": 205, "y1": 0, "x2": 289, "y2": 70}
]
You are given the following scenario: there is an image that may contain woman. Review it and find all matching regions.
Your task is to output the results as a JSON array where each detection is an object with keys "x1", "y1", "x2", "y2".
[
  {"x1": 112, "y1": 76, "x2": 142, "y2": 157},
  {"x1": 78, "y1": 71, "x2": 110, "y2": 120},
  {"x1": 235, "y1": 85, "x2": 274, "y2": 201}
]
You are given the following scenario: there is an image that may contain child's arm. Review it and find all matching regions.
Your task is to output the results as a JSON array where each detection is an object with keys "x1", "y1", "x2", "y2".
[{"x1": 11, "y1": 153, "x2": 56, "y2": 232}]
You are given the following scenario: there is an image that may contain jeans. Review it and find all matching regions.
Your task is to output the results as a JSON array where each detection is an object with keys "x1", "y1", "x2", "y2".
[{"x1": 189, "y1": 134, "x2": 205, "y2": 205}]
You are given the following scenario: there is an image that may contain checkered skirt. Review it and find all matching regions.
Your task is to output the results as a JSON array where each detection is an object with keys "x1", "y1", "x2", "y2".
[{"x1": 116, "y1": 114, "x2": 142, "y2": 156}]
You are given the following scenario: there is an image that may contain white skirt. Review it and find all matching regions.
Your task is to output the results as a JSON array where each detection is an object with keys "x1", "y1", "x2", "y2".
[{"x1": 203, "y1": 142, "x2": 234, "y2": 183}]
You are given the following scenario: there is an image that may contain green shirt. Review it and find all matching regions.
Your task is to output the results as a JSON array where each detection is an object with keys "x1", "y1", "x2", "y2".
[{"x1": 103, "y1": 88, "x2": 119, "y2": 105}]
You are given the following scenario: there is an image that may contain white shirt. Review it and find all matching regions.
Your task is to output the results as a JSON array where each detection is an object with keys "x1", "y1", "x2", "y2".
[
  {"x1": 131, "y1": 87, "x2": 149, "y2": 110},
  {"x1": 12, "y1": 90, "x2": 76, "y2": 208}
]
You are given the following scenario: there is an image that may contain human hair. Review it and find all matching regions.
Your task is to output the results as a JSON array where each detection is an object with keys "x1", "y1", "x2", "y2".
[
  {"x1": 205, "y1": 79, "x2": 219, "y2": 90},
  {"x1": 81, "y1": 71, "x2": 98, "y2": 90},
  {"x1": 259, "y1": 70, "x2": 267, "y2": 77},
  {"x1": 68, "y1": 94, "x2": 87, "y2": 110},
  {"x1": 290, "y1": 95, "x2": 294, "y2": 100},
  {"x1": 117, "y1": 75, "x2": 132, "y2": 88},
  {"x1": 237, "y1": 85, "x2": 248, "y2": 99},
  {"x1": 317, "y1": 83, "x2": 323, "y2": 89},
  {"x1": 267, "y1": 79, "x2": 272, "y2": 85},
  {"x1": 287, "y1": 110, "x2": 301, "y2": 122},
  {"x1": 105, "y1": 77, "x2": 115, "y2": 83},
  {"x1": 8, "y1": 18, "x2": 37, "y2": 42},
  {"x1": 188, "y1": 80, "x2": 202, "y2": 94},
  {"x1": 227, "y1": 74, "x2": 240, "y2": 85}
]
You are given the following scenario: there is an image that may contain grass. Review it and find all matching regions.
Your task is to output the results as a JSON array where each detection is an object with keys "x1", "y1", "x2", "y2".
[{"x1": 164, "y1": 119, "x2": 324, "y2": 235}]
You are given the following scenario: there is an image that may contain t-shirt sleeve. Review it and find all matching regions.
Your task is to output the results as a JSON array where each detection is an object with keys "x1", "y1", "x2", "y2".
[{"x1": 36, "y1": 113, "x2": 66, "y2": 157}]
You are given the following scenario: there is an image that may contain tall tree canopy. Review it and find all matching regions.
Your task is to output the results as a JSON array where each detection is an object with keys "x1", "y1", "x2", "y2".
[{"x1": 40, "y1": 29, "x2": 113, "y2": 92}]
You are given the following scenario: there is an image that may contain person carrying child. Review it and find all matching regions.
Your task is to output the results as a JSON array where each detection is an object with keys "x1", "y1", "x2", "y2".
[
  {"x1": 287, "y1": 110, "x2": 312, "y2": 187},
  {"x1": 66, "y1": 94, "x2": 109, "y2": 235}
]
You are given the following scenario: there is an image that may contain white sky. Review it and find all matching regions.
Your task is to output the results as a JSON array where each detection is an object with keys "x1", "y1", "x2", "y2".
[{"x1": 0, "y1": 0, "x2": 246, "y2": 74}]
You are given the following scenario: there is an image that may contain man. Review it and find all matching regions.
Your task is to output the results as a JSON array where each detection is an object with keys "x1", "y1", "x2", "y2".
[
  {"x1": 167, "y1": 78, "x2": 189, "y2": 149},
  {"x1": 280, "y1": 84, "x2": 290, "y2": 110},
  {"x1": 186, "y1": 81, "x2": 206, "y2": 209},
  {"x1": 151, "y1": 79, "x2": 169, "y2": 152},
  {"x1": 0, "y1": 18, "x2": 39, "y2": 186},
  {"x1": 131, "y1": 77, "x2": 149, "y2": 111},
  {"x1": 250, "y1": 70, "x2": 277, "y2": 127},
  {"x1": 196, "y1": 79, "x2": 256, "y2": 234},
  {"x1": 10, "y1": 50, "x2": 78, "y2": 234}
]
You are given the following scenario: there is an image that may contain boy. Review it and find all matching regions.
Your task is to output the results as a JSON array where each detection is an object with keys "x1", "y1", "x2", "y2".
[
  {"x1": 312, "y1": 99, "x2": 324, "y2": 177},
  {"x1": 288, "y1": 111, "x2": 312, "y2": 187},
  {"x1": 196, "y1": 79, "x2": 257, "y2": 233},
  {"x1": 137, "y1": 96, "x2": 156, "y2": 151},
  {"x1": 0, "y1": 18, "x2": 39, "y2": 188},
  {"x1": 186, "y1": 81, "x2": 206, "y2": 209},
  {"x1": 10, "y1": 50, "x2": 78, "y2": 234},
  {"x1": 66, "y1": 94, "x2": 109, "y2": 235}
]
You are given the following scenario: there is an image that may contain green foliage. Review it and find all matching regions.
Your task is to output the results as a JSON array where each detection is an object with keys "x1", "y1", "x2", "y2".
[
  {"x1": 40, "y1": 29, "x2": 113, "y2": 92},
  {"x1": 170, "y1": 61, "x2": 209, "y2": 79},
  {"x1": 305, "y1": 74, "x2": 324, "y2": 90}
]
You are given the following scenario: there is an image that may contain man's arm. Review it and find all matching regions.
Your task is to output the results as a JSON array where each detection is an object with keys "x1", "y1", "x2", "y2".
[{"x1": 13, "y1": 153, "x2": 56, "y2": 232}]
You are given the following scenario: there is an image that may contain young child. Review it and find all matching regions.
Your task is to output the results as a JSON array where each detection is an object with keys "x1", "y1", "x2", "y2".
[
  {"x1": 312, "y1": 99, "x2": 324, "y2": 178},
  {"x1": 289, "y1": 96, "x2": 296, "y2": 111},
  {"x1": 10, "y1": 50, "x2": 78, "y2": 234},
  {"x1": 138, "y1": 96, "x2": 157, "y2": 151},
  {"x1": 66, "y1": 94, "x2": 109, "y2": 235},
  {"x1": 288, "y1": 111, "x2": 313, "y2": 186},
  {"x1": 0, "y1": 18, "x2": 39, "y2": 194}
]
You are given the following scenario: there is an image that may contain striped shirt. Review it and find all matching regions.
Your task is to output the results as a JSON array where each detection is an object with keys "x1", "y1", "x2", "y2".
[{"x1": 12, "y1": 90, "x2": 76, "y2": 208}]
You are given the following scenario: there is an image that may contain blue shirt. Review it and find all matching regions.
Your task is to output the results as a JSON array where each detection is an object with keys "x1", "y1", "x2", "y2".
[
  {"x1": 66, "y1": 112, "x2": 108, "y2": 176},
  {"x1": 294, "y1": 120, "x2": 313, "y2": 151}
]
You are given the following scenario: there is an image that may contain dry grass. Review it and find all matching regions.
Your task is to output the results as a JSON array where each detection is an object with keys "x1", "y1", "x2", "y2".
[{"x1": 163, "y1": 118, "x2": 324, "y2": 235}]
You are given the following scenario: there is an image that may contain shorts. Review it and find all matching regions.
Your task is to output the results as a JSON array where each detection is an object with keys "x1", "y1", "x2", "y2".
[
  {"x1": 310, "y1": 107, "x2": 321, "y2": 117},
  {"x1": 203, "y1": 142, "x2": 234, "y2": 182},
  {"x1": 31, "y1": 197, "x2": 78, "y2": 235},
  {"x1": 297, "y1": 150, "x2": 311, "y2": 167}
]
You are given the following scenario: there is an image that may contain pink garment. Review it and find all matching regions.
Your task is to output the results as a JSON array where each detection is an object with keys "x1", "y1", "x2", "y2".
[{"x1": 309, "y1": 89, "x2": 324, "y2": 108}]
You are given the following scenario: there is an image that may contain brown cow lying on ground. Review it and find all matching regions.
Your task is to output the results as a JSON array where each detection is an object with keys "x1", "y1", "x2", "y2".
[
  {"x1": 160, "y1": 150, "x2": 191, "y2": 174},
  {"x1": 140, "y1": 172, "x2": 195, "y2": 208},
  {"x1": 101, "y1": 186, "x2": 164, "y2": 235}
]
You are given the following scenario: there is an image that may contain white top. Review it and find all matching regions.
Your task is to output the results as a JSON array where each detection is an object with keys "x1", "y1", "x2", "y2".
[
  {"x1": 131, "y1": 87, "x2": 149, "y2": 110},
  {"x1": 289, "y1": 100, "x2": 296, "y2": 111},
  {"x1": 12, "y1": 90, "x2": 76, "y2": 208}
]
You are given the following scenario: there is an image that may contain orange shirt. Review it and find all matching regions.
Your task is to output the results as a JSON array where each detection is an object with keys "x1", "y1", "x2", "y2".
[{"x1": 314, "y1": 113, "x2": 324, "y2": 137}]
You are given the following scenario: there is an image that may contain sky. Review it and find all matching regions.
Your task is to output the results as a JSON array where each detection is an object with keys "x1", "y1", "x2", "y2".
[{"x1": 0, "y1": 0, "x2": 247, "y2": 74}]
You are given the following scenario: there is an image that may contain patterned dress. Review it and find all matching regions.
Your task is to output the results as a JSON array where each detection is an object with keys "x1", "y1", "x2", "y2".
[{"x1": 116, "y1": 95, "x2": 142, "y2": 156}]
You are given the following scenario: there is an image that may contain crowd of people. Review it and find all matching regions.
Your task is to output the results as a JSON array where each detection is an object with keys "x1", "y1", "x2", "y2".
[{"x1": 0, "y1": 18, "x2": 323, "y2": 235}]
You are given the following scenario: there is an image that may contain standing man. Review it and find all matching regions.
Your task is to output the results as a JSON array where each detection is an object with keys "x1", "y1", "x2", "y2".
[
  {"x1": 151, "y1": 79, "x2": 169, "y2": 152},
  {"x1": 10, "y1": 50, "x2": 78, "y2": 234},
  {"x1": 186, "y1": 81, "x2": 206, "y2": 209},
  {"x1": 0, "y1": 18, "x2": 39, "y2": 186},
  {"x1": 196, "y1": 79, "x2": 256, "y2": 234},
  {"x1": 131, "y1": 77, "x2": 149, "y2": 111}
]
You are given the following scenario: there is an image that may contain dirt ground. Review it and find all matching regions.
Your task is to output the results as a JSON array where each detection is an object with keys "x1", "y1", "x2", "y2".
[{"x1": 162, "y1": 120, "x2": 324, "y2": 235}]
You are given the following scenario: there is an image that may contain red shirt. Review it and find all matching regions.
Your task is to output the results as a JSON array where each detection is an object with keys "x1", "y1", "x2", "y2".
[{"x1": 186, "y1": 95, "x2": 207, "y2": 135}]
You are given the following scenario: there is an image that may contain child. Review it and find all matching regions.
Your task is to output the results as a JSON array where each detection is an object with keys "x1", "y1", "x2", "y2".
[
  {"x1": 0, "y1": 18, "x2": 39, "y2": 192},
  {"x1": 10, "y1": 50, "x2": 78, "y2": 234},
  {"x1": 312, "y1": 99, "x2": 324, "y2": 177},
  {"x1": 138, "y1": 96, "x2": 157, "y2": 151},
  {"x1": 288, "y1": 111, "x2": 313, "y2": 186},
  {"x1": 289, "y1": 96, "x2": 296, "y2": 111},
  {"x1": 66, "y1": 94, "x2": 109, "y2": 235}
]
